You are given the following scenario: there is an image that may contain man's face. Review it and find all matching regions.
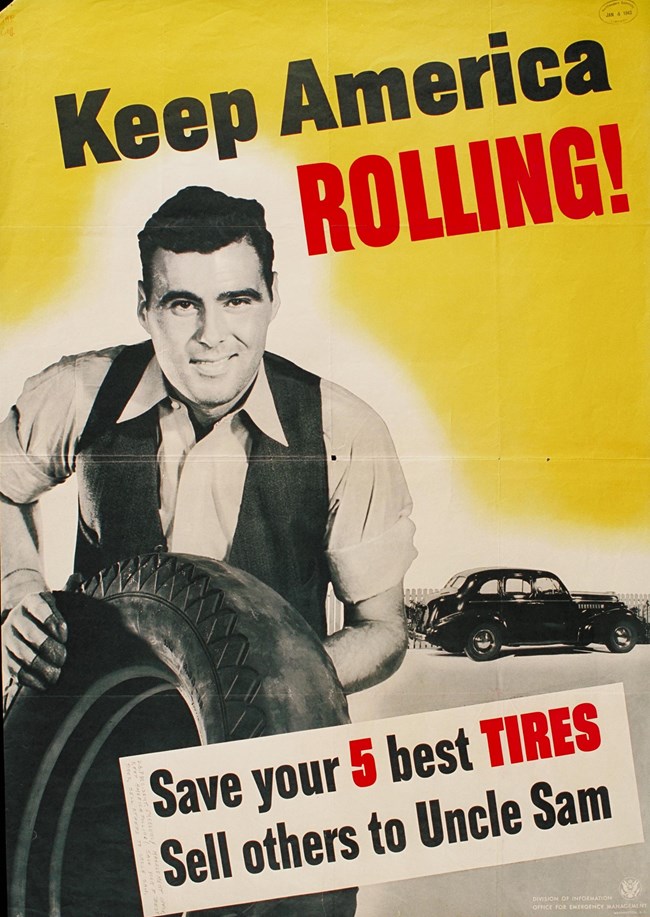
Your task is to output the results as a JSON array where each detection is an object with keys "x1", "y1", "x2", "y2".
[{"x1": 138, "y1": 241, "x2": 279, "y2": 421}]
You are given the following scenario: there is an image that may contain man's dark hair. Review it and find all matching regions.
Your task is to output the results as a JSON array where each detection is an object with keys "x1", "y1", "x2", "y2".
[{"x1": 138, "y1": 186, "x2": 275, "y2": 297}]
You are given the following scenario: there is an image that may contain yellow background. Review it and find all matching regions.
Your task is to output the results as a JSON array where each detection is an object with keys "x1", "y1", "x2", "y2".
[{"x1": 1, "y1": 0, "x2": 648, "y2": 534}]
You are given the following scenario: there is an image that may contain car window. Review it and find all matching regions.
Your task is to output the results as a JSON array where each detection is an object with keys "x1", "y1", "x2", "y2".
[
  {"x1": 504, "y1": 577, "x2": 532, "y2": 595},
  {"x1": 534, "y1": 576, "x2": 564, "y2": 594},
  {"x1": 444, "y1": 574, "x2": 467, "y2": 591},
  {"x1": 478, "y1": 579, "x2": 499, "y2": 595}
]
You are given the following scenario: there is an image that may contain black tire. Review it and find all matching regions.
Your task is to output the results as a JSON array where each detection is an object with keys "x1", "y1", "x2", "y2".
[
  {"x1": 605, "y1": 618, "x2": 638, "y2": 653},
  {"x1": 4, "y1": 552, "x2": 355, "y2": 917},
  {"x1": 465, "y1": 623, "x2": 503, "y2": 661}
]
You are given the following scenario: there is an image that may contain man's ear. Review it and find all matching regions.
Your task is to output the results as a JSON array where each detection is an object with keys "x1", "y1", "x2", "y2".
[
  {"x1": 137, "y1": 281, "x2": 149, "y2": 331},
  {"x1": 270, "y1": 272, "x2": 281, "y2": 320}
]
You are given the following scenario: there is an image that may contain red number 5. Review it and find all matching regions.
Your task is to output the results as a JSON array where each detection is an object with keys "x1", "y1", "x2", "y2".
[{"x1": 349, "y1": 737, "x2": 377, "y2": 787}]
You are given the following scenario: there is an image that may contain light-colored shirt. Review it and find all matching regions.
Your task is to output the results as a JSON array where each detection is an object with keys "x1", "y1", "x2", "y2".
[{"x1": 0, "y1": 346, "x2": 417, "y2": 605}]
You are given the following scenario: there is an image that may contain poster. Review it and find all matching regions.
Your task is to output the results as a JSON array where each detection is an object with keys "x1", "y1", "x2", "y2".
[{"x1": 1, "y1": 0, "x2": 648, "y2": 915}]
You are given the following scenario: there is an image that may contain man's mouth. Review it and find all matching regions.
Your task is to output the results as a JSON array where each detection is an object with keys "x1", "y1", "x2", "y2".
[{"x1": 190, "y1": 355, "x2": 235, "y2": 377}]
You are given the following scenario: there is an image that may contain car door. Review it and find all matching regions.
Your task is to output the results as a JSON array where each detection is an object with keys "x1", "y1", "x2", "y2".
[
  {"x1": 464, "y1": 575, "x2": 500, "y2": 627},
  {"x1": 500, "y1": 574, "x2": 539, "y2": 642},
  {"x1": 531, "y1": 576, "x2": 577, "y2": 641}
]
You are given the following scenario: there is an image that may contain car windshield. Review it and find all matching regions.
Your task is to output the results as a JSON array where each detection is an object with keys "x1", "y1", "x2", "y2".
[{"x1": 443, "y1": 574, "x2": 467, "y2": 592}]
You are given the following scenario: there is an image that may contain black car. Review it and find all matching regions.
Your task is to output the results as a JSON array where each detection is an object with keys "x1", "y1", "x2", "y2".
[{"x1": 422, "y1": 567, "x2": 641, "y2": 661}]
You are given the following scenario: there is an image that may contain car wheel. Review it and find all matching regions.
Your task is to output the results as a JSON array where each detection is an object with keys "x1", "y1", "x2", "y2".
[
  {"x1": 4, "y1": 552, "x2": 354, "y2": 917},
  {"x1": 605, "y1": 618, "x2": 638, "y2": 653},
  {"x1": 465, "y1": 624, "x2": 502, "y2": 661}
]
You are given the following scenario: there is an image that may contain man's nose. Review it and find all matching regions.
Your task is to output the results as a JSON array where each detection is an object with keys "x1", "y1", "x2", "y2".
[{"x1": 195, "y1": 305, "x2": 229, "y2": 346}]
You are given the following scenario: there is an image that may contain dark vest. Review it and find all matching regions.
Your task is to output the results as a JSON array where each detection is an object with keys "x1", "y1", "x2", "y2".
[{"x1": 74, "y1": 341, "x2": 330, "y2": 637}]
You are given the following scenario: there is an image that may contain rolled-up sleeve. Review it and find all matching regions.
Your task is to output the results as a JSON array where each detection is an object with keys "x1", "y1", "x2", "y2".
[
  {"x1": 323, "y1": 382, "x2": 417, "y2": 604},
  {"x1": 0, "y1": 354, "x2": 98, "y2": 504},
  {"x1": 0, "y1": 407, "x2": 64, "y2": 502}
]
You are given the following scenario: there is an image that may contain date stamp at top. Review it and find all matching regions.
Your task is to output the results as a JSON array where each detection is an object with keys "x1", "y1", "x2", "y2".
[{"x1": 599, "y1": 1, "x2": 638, "y2": 24}]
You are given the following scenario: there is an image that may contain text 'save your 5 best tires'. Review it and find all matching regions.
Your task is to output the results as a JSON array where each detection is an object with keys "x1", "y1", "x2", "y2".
[{"x1": 4, "y1": 552, "x2": 357, "y2": 917}]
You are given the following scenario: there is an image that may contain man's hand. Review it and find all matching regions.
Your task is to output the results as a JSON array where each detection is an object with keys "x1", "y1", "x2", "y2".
[{"x1": 2, "y1": 592, "x2": 68, "y2": 692}]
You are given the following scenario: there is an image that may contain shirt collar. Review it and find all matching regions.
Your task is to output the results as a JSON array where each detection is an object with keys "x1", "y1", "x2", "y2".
[
  {"x1": 117, "y1": 355, "x2": 167, "y2": 423},
  {"x1": 117, "y1": 353, "x2": 289, "y2": 447},
  {"x1": 240, "y1": 359, "x2": 288, "y2": 447}
]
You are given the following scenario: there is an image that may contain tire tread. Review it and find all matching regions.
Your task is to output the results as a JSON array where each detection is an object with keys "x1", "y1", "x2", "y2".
[{"x1": 82, "y1": 553, "x2": 267, "y2": 740}]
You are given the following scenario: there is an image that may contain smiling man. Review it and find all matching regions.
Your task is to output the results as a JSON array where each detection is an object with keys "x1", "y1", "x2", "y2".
[
  {"x1": 1, "y1": 186, "x2": 416, "y2": 701},
  {"x1": 141, "y1": 241, "x2": 279, "y2": 422}
]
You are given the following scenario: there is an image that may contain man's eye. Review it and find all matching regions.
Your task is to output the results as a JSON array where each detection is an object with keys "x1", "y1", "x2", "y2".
[
  {"x1": 226, "y1": 297, "x2": 251, "y2": 308},
  {"x1": 169, "y1": 300, "x2": 199, "y2": 314}
]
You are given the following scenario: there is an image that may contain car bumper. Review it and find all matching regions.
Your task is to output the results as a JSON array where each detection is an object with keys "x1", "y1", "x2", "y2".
[{"x1": 426, "y1": 624, "x2": 461, "y2": 651}]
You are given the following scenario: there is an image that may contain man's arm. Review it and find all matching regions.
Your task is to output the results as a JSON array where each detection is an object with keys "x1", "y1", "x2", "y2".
[
  {"x1": 323, "y1": 581, "x2": 408, "y2": 694},
  {"x1": 1, "y1": 496, "x2": 46, "y2": 609},
  {"x1": 0, "y1": 352, "x2": 110, "y2": 695},
  {"x1": 1, "y1": 496, "x2": 67, "y2": 693}
]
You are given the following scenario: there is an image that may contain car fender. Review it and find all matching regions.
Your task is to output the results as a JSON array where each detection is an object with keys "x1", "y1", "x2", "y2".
[
  {"x1": 461, "y1": 611, "x2": 508, "y2": 640},
  {"x1": 588, "y1": 607, "x2": 640, "y2": 642}
]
